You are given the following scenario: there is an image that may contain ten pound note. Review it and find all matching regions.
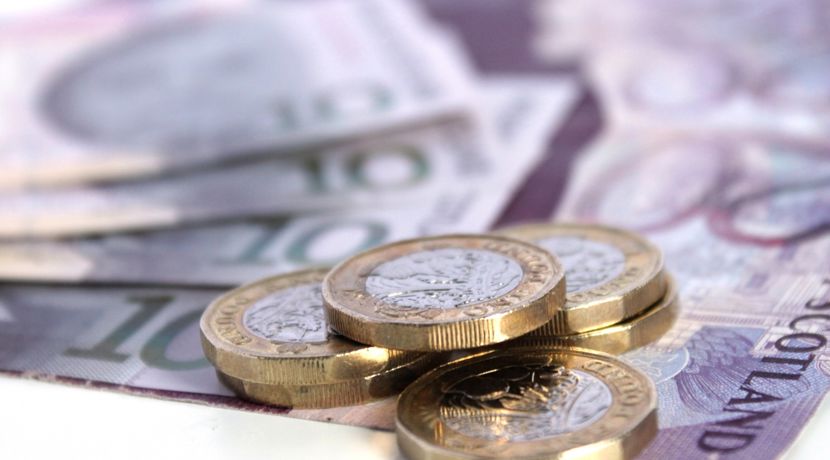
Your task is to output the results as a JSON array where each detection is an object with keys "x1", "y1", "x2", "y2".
[
  {"x1": 557, "y1": 130, "x2": 830, "y2": 459},
  {"x1": 0, "y1": 0, "x2": 474, "y2": 189},
  {"x1": 0, "y1": 76, "x2": 579, "y2": 430}
]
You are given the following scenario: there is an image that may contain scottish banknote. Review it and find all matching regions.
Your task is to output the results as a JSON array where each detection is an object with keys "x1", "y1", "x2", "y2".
[
  {"x1": 0, "y1": 76, "x2": 577, "y2": 282},
  {"x1": 553, "y1": 130, "x2": 830, "y2": 459},
  {"x1": 534, "y1": 0, "x2": 830, "y2": 60},
  {"x1": 0, "y1": 0, "x2": 473, "y2": 189},
  {"x1": 534, "y1": 0, "x2": 830, "y2": 142}
]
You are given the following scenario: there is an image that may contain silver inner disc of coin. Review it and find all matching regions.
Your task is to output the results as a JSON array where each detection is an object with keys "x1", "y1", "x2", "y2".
[
  {"x1": 243, "y1": 282, "x2": 327, "y2": 343},
  {"x1": 537, "y1": 236, "x2": 626, "y2": 293},
  {"x1": 439, "y1": 366, "x2": 612, "y2": 441},
  {"x1": 364, "y1": 248, "x2": 523, "y2": 309}
]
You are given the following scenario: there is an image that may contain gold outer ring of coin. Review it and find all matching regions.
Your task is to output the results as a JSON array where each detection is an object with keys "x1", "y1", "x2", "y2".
[
  {"x1": 200, "y1": 268, "x2": 423, "y2": 385},
  {"x1": 515, "y1": 275, "x2": 679, "y2": 354},
  {"x1": 218, "y1": 352, "x2": 446, "y2": 409},
  {"x1": 322, "y1": 234, "x2": 566, "y2": 351},
  {"x1": 494, "y1": 222, "x2": 666, "y2": 334},
  {"x1": 397, "y1": 347, "x2": 657, "y2": 460}
]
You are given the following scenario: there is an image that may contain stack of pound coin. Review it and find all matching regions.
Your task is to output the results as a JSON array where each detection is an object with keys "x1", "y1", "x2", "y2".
[
  {"x1": 196, "y1": 222, "x2": 675, "y2": 457},
  {"x1": 322, "y1": 234, "x2": 567, "y2": 351},
  {"x1": 200, "y1": 268, "x2": 445, "y2": 409},
  {"x1": 495, "y1": 222, "x2": 678, "y2": 354},
  {"x1": 396, "y1": 347, "x2": 658, "y2": 460}
]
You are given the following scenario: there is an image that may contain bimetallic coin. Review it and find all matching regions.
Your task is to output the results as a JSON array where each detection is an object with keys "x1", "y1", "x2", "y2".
[
  {"x1": 496, "y1": 223, "x2": 665, "y2": 334},
  {"x1": 323, "y1": 235, "x2": 566, "y2": 351},
  {"x1": 218, "y1": 353, "x2": 444, "y2": 409},
  {"x1": 520, "y1": 276, "x2": 679, "y2": 354},
  {"x1": 200, "y1": 268, "x2": 421, "y2": 385},
  {"x1": 397, "y1": 348, "x2": 657, "y2": 460}
]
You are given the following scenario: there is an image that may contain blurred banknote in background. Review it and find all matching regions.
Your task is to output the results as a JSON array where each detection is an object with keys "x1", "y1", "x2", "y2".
[
  {"x1": 0, "y1": 77, "x2": 577, "y2": 283},
  {"x1": 0, "y1": 79, "x2": 571, "y2": 238},
  {"x1": 535, "y1": 0, "x2": 830, "y2": 140},
  {"x1": 0, "y1": 0, "x2": 474, "y2": 188}
]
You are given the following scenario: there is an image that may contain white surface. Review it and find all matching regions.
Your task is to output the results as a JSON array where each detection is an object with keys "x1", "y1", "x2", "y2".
[
  {"x1": 783, "y1": 393, "x2": 830, "y2": 460},
  {"x1": 2, "y1": 374, "x2": 828, "y2": 460},
  {"x1": 0, "y1": 375, "x2": 400, "y2": 460},
  {"x1": 0, "y1": 0, "x2": 85, "y2": 19}
]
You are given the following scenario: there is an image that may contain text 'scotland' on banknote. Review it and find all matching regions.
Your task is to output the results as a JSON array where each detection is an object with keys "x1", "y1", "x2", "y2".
[
  {"x1": 0, "y1": 76, "x2": 578, "y2": 430},
  {"x1": 0, "y1": 0, "x2": 474, "y2": 189},
  {"x1": 0, "y1": 77, "x2": 578, "y2": 285},
  {"x1": 555, "y1": 130, "x2": 830, "y2": 459}
]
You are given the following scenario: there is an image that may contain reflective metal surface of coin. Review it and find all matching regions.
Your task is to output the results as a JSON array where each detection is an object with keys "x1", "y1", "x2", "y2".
[
  {"x1": 520, "y1": 276, "x2": 679, "y2": 354},
  {"x1": 323, "y1": 234, "x2": 566, "y2": 351},
  {"x1": 200, "y1": 268, "x2": 421, "y2": 385},
  {"x1": 397, "y1": 348, "x2": 657, "y2": 460},
  {"x1": 218, "y1": 352, "x2": 444, "y2": 409},
  {"x1": 495, "y1": 223, "x2": 665, "y2": 334}
]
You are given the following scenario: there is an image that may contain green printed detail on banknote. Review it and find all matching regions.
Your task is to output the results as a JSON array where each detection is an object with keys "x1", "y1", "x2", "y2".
[
  {"x1": 0, "y1": 284, "x2": 400, "y2": 428},
  {"x1": 0, "y1": 121, "x2": 487, "y2": 238},
  {"x1": 0, "y1": 0, "x2": 474, "y2": 189},
  {"x1": 0, "y1": 77, "x2": 578, "y2": 284}
]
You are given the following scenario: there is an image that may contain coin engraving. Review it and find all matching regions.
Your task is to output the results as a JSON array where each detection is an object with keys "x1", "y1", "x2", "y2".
[
  {"x1": 537, "y1": 236, "x2": 626, "y2": 293},
  {"x1": 323, "y1": 236, "x2": 564, "y2": 350},
  {"x1": 439, "y1": 363, "x2": 612, "y2": 442},
  {"x1": 397, "y1": 349, "x2": 656, "y2": 459},
  {"x1": 364, "y1": 248, "x2": 523, "y2": 309},
  {"x1": 243, "y1": 282, "x2": 328, "y2": 343}
]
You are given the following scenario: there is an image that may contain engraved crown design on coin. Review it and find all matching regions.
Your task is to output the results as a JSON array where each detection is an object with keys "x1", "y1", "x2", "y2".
[
  {"x1": 494, "y1": 223, "x2": 666, "y2": 334},
  {"x1": 323, "y1": 235, "x2": 566, "y2": 350},
  {"x1": 243, "y1": 283, "x2": 328, "y2": 343},
  {"x1": 364, "y1": 248, "x2": 523, "y2": 310},
  {"x1": 538, "y1": 236, "x2": 626, "y2": 293},
  {"x1": 201, "y1": 269, "x2": 425, "y2": 386},
  {"x1": 439, "y1": 361, "x2": 612, "y2": 441}
]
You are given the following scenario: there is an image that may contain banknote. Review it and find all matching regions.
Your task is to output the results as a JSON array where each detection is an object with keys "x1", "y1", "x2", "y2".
[
  {"x1": 0, "y1": 0, "x2": 474, "y2": 189},
  {"x1": 0, "y1": 76, "x2": 577, "y2": 283},
  {"x1": 0, "y1": 284, "x2": 397, "y2": 430},
  {"x1": 584, "y1": 42, "x2": 830, "y2": 141},
  {"x1": 551, "y1": 130, "x2": 830, "y2": 459},
  {"x1": 534, "y1": 0, "x2": 830, "y2": 141},
  {"x1": 1, "y1": 112, "x2": 493, "y2": 238},
  {"x1": 0, "y1": 76, "x2": 576, "y2": 238},
  {"x1": 534, "y1": 0, "x2": 830, "y2": 62},
  {"x1": 0, "y1": 76, "x2": 576, "y2": 430}
]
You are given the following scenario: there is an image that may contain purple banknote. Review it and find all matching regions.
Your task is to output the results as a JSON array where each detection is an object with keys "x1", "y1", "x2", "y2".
[{"x1": 556, "y1": 130, "x2": 830, "y2": 459}]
